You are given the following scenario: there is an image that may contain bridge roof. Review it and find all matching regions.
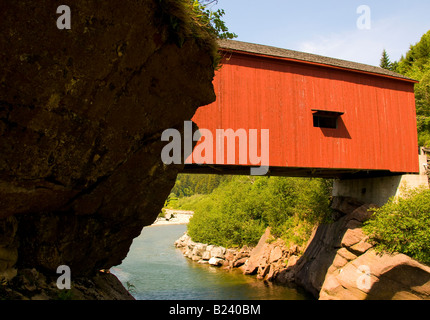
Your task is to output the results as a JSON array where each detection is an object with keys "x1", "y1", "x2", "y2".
[{"x1": 218, "y1": 40, "x2": 417, "y2": 83}]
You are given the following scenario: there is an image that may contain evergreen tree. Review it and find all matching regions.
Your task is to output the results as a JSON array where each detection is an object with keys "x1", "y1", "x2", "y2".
[{"x1": 380, "y1": 49, "x2": 392, "y2": 70}]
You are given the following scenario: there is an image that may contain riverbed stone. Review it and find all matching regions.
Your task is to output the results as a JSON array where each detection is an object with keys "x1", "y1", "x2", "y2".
[
  {"x1": 192, "y1": 244, "x2": 207, "y2": 257},
  {"x1": 202, "y1": 251, "x2": 211, "y2": 261},
  {"x1": 269, "y1": 246, "x2": 284, "y2": 263},
  {"x1": 243, "y1": 228, "x2": 272, "y2": 275},
  {"x1": 225, "y1": 249, "x2": 236, "y2": 261},
  {"x1": 209, "y1": 257, "x2": 223, "y2": 266},
  {"x1": 211, "y1": 247, "x2": 226, "y2": 259},
  {"x1": 192, "y1": 255, "x2": 201, "y2": 262},
  {"x1": 234, "y1": 258, "x2": 248, "y2": 268},
  {"x1": 184, "y1": 249, "x2": 193, "y2": 259}
]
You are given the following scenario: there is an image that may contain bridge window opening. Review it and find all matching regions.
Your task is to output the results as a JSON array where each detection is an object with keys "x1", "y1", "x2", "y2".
[
  {"x1": 313, "y1": 115, "x2": 338, "y2": 129},
  {"x1": 312, "y1": 110, "x2": 344, "y2": 129}
]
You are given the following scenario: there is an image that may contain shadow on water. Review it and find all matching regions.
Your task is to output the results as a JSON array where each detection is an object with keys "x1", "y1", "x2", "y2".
[{"x1": 112, "y1": 224, "x2": 313, "y2": 300}]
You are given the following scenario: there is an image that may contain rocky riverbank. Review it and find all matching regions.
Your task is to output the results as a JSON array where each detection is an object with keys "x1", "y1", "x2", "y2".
[
  {"x1": 175, "y1": 234, "x2": 251, "y2": 268},
  {"x1": 175, "y1": 196, "x2": 430, "y2": 300},
  {"x1": 174, "y1": 228, "x2": 303, "y2": 281}
]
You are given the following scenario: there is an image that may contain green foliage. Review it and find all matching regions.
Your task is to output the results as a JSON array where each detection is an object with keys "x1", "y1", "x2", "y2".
[
  {"x1": 56, "y1": 290, "x2": 74, "y2": 300},
  {"x1": 170, "y1": 174, "x2": 231, "y2": 198},
  {"x1": 191, "y1": 1, "x2": 238, "y2": 40},
  {"x1": 393, "y1": 30, "x2": 430, "y2": 147},
  {"x1": 396, "y1": 30, "x2": 430, "y2": 75},
  {"x1": 164, "y1": 193, "x2": 179, "y2": 209},
  {"x1": 417, "y1": 114, "x2": 430, "y2": 147},
  {"x1": 158, "y1": 0, "x2": 237, "y2": 69},
  {"x1": 363, "y1": 187, "x2": 430, "y2": 265},
  {"x1": 380, "y1": 49, "x2": 393, "y2": 70},
  {"x1": 173, "y1": 194, "x2": 208, "y2": 210},
  {"x1": 182, "y1": 176, "x2": 333, "y2": 248}
]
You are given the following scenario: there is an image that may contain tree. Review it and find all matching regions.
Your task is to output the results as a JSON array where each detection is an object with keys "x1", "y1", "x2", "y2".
[
  {"x1": 397, "y1": 31, "x2": 430, "y2": 75},
  {"x1": 393, "y1": 30, "x2": 430, "y2": 147},
  {"x1": 380, "y1": 49, "x2": 392, "y2": 70}
]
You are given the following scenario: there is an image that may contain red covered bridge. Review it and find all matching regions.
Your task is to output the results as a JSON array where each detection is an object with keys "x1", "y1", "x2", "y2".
[{"x1": 184, "y1": 40, "x2": 419, "y2": 179}]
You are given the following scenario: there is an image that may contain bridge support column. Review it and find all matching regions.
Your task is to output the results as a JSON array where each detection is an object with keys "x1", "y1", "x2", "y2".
[
  {"x1": 333, "y1": 175, "x2": 428, "y2": 207},
  {"x1": 333, "y1": 152, "x2": 429, "y2": 207}
]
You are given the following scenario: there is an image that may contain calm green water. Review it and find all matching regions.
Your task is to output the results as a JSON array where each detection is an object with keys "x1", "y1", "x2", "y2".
[{"x1": 112, "y1": 224, "x2": 311, "y2": 300}]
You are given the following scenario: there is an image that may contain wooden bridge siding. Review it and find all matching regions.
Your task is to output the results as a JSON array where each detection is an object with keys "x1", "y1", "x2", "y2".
[{"x1": 191, "y1": 52, "x2": 419, "y2": 173}]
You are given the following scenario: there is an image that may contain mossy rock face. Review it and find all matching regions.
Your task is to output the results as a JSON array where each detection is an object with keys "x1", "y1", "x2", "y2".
[{"x1": 0, "y1": 0, "x2": 216, "y2": 278}]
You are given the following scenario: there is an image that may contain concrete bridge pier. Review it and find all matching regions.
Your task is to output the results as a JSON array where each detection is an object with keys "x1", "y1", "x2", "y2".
[{"x1": 332, "y1": 151, "x2": 429, "y2": 207}]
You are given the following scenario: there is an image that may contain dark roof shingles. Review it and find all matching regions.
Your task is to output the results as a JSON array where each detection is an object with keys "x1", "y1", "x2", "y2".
[{"x1": 218, "y1": 40, "x2": 415, "y2": 82}]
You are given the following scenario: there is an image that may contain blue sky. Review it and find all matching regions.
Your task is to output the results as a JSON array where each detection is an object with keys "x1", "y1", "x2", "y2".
[{"x1": 209, "y1": 0, "x2": 430, "y2": 66}]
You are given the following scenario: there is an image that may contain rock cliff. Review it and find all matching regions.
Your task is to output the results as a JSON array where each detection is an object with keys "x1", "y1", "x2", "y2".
[
  {"x1": 0, "y1": 0, "x2": 216, "y2": 299},
  {"x1": 275, "y1": 197, "x2": 430, "y2": 300}
]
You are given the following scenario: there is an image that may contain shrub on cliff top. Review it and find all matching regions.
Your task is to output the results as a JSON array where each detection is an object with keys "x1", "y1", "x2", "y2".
[
  {"x1": 158, "y1": 0, "x2": 237, "y2": 68},
  {"x1": 363, "y1": 187, "x2": 430, "y2": 265}
]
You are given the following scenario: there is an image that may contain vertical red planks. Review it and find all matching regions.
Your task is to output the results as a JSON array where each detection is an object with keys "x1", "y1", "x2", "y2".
[{"x1": 191, "y1": 49, "x2": 419, "y2": 174}]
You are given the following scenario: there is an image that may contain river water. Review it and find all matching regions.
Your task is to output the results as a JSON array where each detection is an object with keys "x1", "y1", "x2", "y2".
[{"x1": 112, "y1": 224, "x2": 312, "y2": 300}]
